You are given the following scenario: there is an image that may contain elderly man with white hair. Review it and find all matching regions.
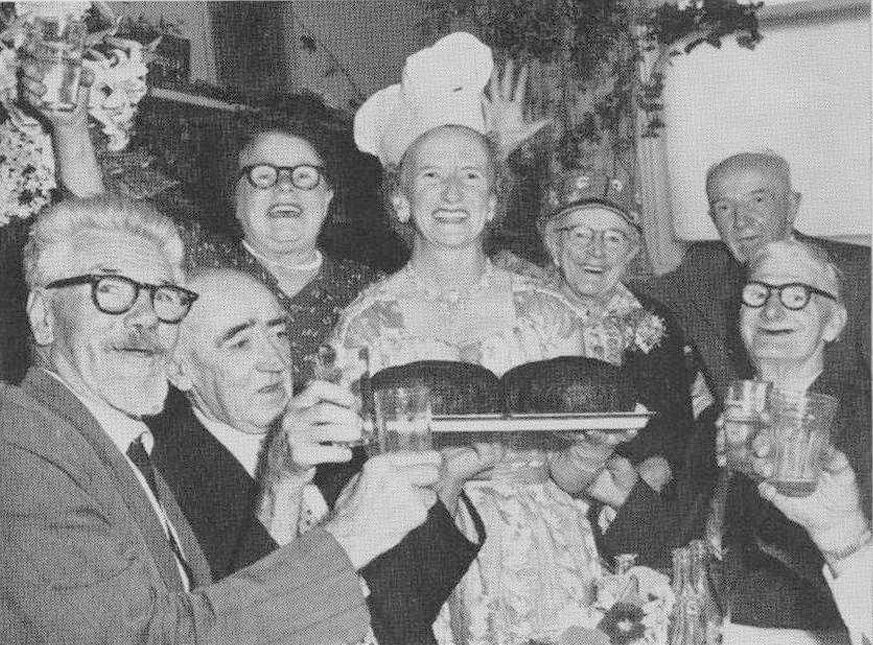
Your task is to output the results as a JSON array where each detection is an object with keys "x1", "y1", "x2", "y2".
[
  {"x1": 717, "y1": 238, "x2": 871, "y2": 644},
  {"x1": 0, "y1": 194, "x2": 443, "y2": 644},
  {"x1": 641, "y1": 151, "x2": 870, "y2": 398}
]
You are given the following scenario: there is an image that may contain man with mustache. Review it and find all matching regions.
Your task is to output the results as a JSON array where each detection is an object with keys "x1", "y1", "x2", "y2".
[
  {"x1": 641, "y1": 151, "x2": 869, "y2": 397},
  {"x1": 0, "y1": 194, "x2": 442, "y2": 644},
  {"x1": 148, "y1": 267, "x2": 487, "y2": 644}
]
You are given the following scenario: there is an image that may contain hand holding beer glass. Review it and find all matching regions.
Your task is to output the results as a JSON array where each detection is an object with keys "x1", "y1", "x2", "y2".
[
  {"x1": 720, "y1": 379, "x2": 839, "y2": 497},
  {"x1": 370, "y1": 382, "x2": 433, "y2": 454},
  {"x1": 721, "y1": 380, "x2": 771, "y2": 478}
]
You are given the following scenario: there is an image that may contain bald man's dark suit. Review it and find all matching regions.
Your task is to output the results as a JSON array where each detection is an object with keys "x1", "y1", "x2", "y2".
[{"x1": 149, "y1": 387, "x2": 482, "y2": 645}]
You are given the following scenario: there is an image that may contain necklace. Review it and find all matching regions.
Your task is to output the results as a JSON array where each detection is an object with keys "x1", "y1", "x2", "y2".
[
  {"x1": 406, "y1": 261, "x2": 494, "y2": 307},
  {"x1": 242, "y1": 241, "x2": 323, "y2": 273}
]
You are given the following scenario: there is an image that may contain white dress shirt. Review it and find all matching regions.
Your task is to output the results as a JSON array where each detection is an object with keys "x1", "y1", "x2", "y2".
[
  {"x1": 824, "y1": 544, "x2": 873, "y2": 645},
  {"x1": 192, "y1": 408, "x2": 266, "y2": 478}
]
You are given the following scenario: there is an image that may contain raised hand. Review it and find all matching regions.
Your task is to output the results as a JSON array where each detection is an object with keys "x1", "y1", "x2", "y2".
[
  {"x1": 437, "y1": 442, "x2": 505, "y2": 513},
  {"x1": 278, "y1": 380, "x2": 363, "y2": 476},
  {"x1": 325, "y1": 450, "x2": 442, "y2": 569},
  {"x1": 758, "y1": 448, "x2": 870, "y2": 567},
  {"x1": 256, "y1": 380, "x2": 361, "y2": 540},
  {"x1": 482, "y1": 59, "x2": 550, "y2": 158},
  {"x1": 19, "y1": 55, "x2": 93, "y2": 129},
  {"x1": 17, "y1": 53, "x2": 105, "y2": 197}
]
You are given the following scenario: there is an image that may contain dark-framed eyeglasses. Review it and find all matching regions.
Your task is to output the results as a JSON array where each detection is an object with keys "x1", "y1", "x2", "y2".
[
  {"x1": 556, "y1": 225, "x2": 632, "y2": 256},
  {"x1": 240, "y1": 164, "x2": 327, "y2": 190},
  {"x1": 44, "y1": 274, "x2": 199, "y2": 324},
  {"x1": 741, "y1": 281, "x2": 837, "y2": 311}
]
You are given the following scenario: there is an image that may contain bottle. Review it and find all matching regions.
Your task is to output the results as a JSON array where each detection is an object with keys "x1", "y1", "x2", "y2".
[
  {"x1": 689, "y1": 540, "x2": 723, "y2": 645},
  {"x1": 670, "y1": 546, "x2": 701, "y2": 645},
  {"x1": 670, "y1": 542, "x2": 724, "y2": 645}
]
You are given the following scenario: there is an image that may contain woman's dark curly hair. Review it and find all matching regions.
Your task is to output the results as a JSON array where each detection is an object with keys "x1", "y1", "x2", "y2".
[
  {"x1": 380, "y1": 126, "x2": 512, "y2": 247},
  {"x1": 219, "y1": 107, "x2": 346, "y2": 236}
]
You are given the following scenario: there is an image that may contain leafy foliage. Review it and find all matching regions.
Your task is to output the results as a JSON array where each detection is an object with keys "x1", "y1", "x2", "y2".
[{"x1": 421, "y1": 0, "x2": 762, "y2": 166}]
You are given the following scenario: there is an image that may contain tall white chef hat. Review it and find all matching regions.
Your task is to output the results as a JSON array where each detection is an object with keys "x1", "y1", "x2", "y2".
[{"x1": 353, "y1": 32, "x2": 493, "y2": 167}]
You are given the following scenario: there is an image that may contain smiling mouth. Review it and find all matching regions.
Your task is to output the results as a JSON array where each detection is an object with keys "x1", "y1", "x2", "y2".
[
  {"x1": 114, "y1": 346, "x2": 162, "y2": 358},
  {"x1": 257, "y1": 382, "x2": 284, "y2": 395},
  {"x1": 267, "y1": 205, "x2": 303, "y2": 219},
  {"x1": 582, "y1": 265, "x2": 606, "y2": 275},
  {"x1": 760, "y1": 328, "x2": 794, "y2": 336},
  {"x1": 433, "y1": 209, "x2": 469, "y2": 222}
]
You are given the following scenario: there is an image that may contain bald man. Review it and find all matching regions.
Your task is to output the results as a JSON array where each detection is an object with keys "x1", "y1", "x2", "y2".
[
  {"x1": 147, "y1": 268, "x2": 485, "y2": 645},
  {"x1": 721, "y1": 239, "x2": 870, "y2": 640},
  {"x1": 637, "y1": 152, "x2": 869, "y2": 398}
]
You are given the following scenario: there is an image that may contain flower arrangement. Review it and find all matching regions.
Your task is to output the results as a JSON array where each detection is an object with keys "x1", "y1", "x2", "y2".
[
  {"x1": 524, "y1": 557, "x2": 675, "y2": 645},
  {"x1": 615, "y1": 307, "x2": 667, "y2": 355},
  {"x1": 593, "y1": 562, "x2": 674, "y2": 644},
  {"x1": 599, "y1": 287, "x2": 667, "y2": 355},
  {"x1": 0, "y1": 118, "x2": 55, "y2": 225},
  {"x1": 0, "y1": 1, "x2": 157, "y2": 224},
  {"x1": 85, "y1": 35, "x2": 152, "y2": 151}
]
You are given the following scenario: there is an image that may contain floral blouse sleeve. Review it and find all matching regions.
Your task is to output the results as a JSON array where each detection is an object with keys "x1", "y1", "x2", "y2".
[{"x1": 328, "y1": 282, "x2": 402, "y2": 390}]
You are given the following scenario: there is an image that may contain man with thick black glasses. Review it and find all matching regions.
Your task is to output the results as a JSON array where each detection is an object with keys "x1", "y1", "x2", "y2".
[
  {"x1": 595, "y1": 239, "x2": 870, "y2": 641},
  {"x1": 640, "y1": 151, "x2": 869, "y2": 399},
  {"x1": 718, "y1": 238, "x2": 871, "y2": 643},
  {"x1": 0, "y1": 194, "x2": 443, "y2": 644}
]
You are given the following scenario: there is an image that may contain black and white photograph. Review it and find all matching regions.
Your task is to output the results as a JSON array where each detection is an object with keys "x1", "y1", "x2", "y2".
[{"x1": 0, "y1": 1, "x2": 869, "y2": 644}]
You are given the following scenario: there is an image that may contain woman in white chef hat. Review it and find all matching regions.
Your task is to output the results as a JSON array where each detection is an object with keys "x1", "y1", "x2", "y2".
[{"x1": 331, "y1": 33, "x2": 629, "y2": 645}]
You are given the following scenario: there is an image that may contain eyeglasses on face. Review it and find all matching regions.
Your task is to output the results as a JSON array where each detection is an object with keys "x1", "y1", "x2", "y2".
[
  {"x1": 240, "y1": 164, "x2": 327, "y2": 191},
  {"x1": 557, "y1": 225, "x2": 632, "y2": 256},
  {"x1": 44, "y1": 274, "x2": 199, "y2": 324},
  {"x1": 741, "y1": 281, "x2": 837, "y2": 311}
]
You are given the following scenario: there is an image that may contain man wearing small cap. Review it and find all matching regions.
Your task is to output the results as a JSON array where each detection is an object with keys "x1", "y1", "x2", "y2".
[
  {"x1": 641, "y1": 151, "x2": 870, "y2": 398},
  {"x1": 535, "y1": 169, "x2": 715, "y2": 567}
]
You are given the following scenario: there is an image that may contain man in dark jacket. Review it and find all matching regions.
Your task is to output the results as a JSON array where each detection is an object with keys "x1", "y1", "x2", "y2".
[
  {"x1": 149, "y1": 267, "x2": 491, "y2": 645},
  {"x1": 605, "y1": 239, "x2": 869, "y2": 641},
  {"x1": 638, "y1": 151, "x2": 869, "y2": 398}
]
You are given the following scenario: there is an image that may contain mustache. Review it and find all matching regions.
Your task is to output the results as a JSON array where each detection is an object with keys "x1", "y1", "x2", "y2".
[{"x1": 109, "y1": 330, "x2": 168, "y2": 355}]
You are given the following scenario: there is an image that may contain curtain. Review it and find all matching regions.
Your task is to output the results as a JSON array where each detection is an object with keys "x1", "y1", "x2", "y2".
[{"x1": 632, "y1": 22, "x2": 688, "y2": 276}]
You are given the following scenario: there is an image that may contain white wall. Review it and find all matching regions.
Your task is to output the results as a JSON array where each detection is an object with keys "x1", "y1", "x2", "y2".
[
  {"x1": 109, "y1": 1, "x2": 218, "y2": 84},
  {"x1": 661, "y1": 6, "x2": 871, "y2": 242}
]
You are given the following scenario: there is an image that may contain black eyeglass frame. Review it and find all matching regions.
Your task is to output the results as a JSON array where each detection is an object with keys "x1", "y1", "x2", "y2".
[
  {"x1": 741, "y1": 280, "x2": 837, "y2": 311},
  {"x1": 44, "y1": 274, "x2": 199, "y2": 324},
  {"x1": 239, "y1": 163, "x2": 329, "y2": 191}
]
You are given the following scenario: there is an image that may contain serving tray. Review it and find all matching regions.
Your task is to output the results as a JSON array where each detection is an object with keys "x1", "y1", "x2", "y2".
[{"x1": 430, "y1": 411, "x2": 655, "y2": 434}]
